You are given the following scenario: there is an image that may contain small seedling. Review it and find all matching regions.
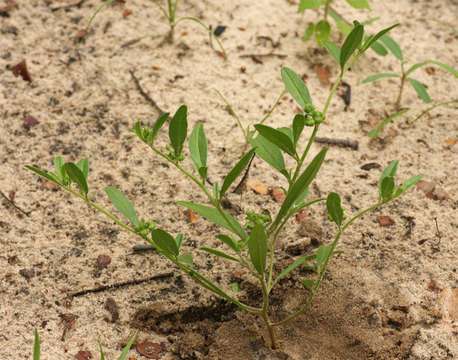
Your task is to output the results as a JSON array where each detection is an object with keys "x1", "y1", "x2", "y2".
[
  {"x1": 362, "y1": 36, "x2": 458, "y2": 137},
  {"x1": 86, "y1": 0, "x2": 226, "y2": 58},
  {"x1": 32, "y1": 330, "x2": 136, "y2": 360},
  {"x1": 27, "y1": 23, "x2": 419, "y2": 349}
]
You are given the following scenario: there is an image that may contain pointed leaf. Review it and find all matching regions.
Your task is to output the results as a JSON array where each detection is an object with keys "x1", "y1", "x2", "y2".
[
  {"x1": 118, "y1": 333, "x2": 137, "y2": 360},
  {"x1": 326, "y1": 192, "x2": 343, "y2": 226},
  {"x1": 220, "y1": 149, "x2": 255, "y2": 197},
  {"x1": 315, "y1": 244, "x2": 333, "y2": 273},
  {"x1": 361, "y1": 24, "x2": 399, "y2": 53},
  {"x1": 200, "y1": 247, "x2": 239, "y2": 262},
  {"x1": 303, "y1": 22, "x2": 315, "y2": 41},
  {"x1": 151, "y1": 112, "x2": 170, "y2": 141},
  {"x1": 281, "y1": 67, "x2": 313, "y2": 109},
  {"x1": 255, "y1": 124, "x2": 296, "y2": 157},
  {"x1": 76, "y1": 159, "x2": 89, "y2": 179},
  {"x1": 216, "y1": 234, "x2": 240, "y2": 252},
  {"x1": 345, "y1": 0, "x2": 370, "y2": 9},
  {"x1": 26, "y1": 165, "x2": 60, "y2": 184},
  {"x1": 250, "y1": 135, "x2": 286, "y2": 175},
  {"x1": 105, "y1": 186, "x2": 139, "y2": 227},
  {"x1": 293, "y1": 114, "x2": 305, "y2": 144},
  {"x1": 273, "y1": 255, "x2": 314, "y2": 286},
  {"x1": 177, "y1": 201, "x2": 247, "y2": 239},
  {"x1": 247, "y1": 223, "x2": 267, "y2": 275},
  {"x1": 33, "y1": 330, "x2": 40, "y2": 360},
  {"x1": 406, "y1": 60, "x2": 458, "y2": 78},
  {"x1": 178, "y1": 253, "x2": 193, "y2": 266},
  {"x1": 362, "y1": 72, "x2": 399, "y2": 84},
  {"x1": 340, "y1": 22, "x2": 364, "y2": 70},
  {"x1": 169, "y1": 105, "x2": 188, "y2": 157},
  {"x1": 395, "y1": 175, "x2": 423, "y2": 197},
  {"x1": 63, "y1": 162, "x2": 88, "y2": 196},
  {"x1": 298, "y1": 0, "x2": 321, "y2": 12},
  {"x1": 408, "y1": 78, "x2": 432, "y2": 103},
  {"x1": 53, "y1": 156, "x2": 65, "y2": 181},
  {"x1": 189, "y1": 122, "x2": 208, "y2": 177},
  {"x1": 379, "y1": 34, "x2": 403, "y2": 61},
  {"x1": 315, "y1": 20, "x2": 331, "y2": 45},
  {"x1": 151, "y1": 229, "x2": 179, "y2": 257},
  {"x1": 380, "y1": 176, "x2": 395, "y2": 201},
  {"x1": 323, "y1": 41, "x2": 341, "y2": 63}
]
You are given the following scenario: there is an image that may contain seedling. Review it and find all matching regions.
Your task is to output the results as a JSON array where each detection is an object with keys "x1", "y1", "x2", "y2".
[
  {"x1": 86, "y1": 0, "x2": 226, "y2": 58},
  {"x1": 362, "y1": 37, "x2": 458, "y2": 137},
  {"x1": 27, "y1": 23, "x2": 420, "y2": 349},
  {"x1": 32, "y1": 330, "x2": 136, "y2": 359}
]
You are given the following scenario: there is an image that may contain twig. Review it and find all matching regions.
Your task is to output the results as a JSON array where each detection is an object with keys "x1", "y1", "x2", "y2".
[
  {"x1": 50, "y1": 0, "x2": 86, "y2": 12},
  {"x1": 70, "y1": 272, "x2": 174, "y2": 297},
  {"x1": 0, "y1": 190, "x2": 30, "y2": 216},
  {"x1": 132, "y1": 243, "x2": 155, "y2": 253},
  {"x1": 239, "y1": 52, "x2": 287, "y2": 64},
  {"x1": 129, "y1": 70, "x2": 166, "y2": 114},
  {"x1": 315, "y1": 137, "x2": 359, "y2": 150},
  {"x1": 232, "y1": 152, "x2": 255, "y2": 194}
]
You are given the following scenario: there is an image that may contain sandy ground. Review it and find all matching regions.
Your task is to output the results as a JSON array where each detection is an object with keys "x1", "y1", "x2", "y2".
[{"x1": 0, "y1": 0, "x2": 457, "y2": 359}]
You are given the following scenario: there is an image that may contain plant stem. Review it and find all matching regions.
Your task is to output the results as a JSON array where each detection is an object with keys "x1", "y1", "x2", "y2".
[
  {"x1": 395, "y1": 62, "x2": 406, "y2": 111},
  {"x1": 260, "y1": 276, "x2": 277, "y2": 348},
  {"x1": 324, "y1": 0, "x2": 332, "y2": 21},
  {"x1": 407, "y1": 99, "x2": 458, "y2": 124}
]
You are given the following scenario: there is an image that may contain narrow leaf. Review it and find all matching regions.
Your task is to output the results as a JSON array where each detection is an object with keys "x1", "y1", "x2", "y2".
[
  {"x1": 326, "y1": 192, "x2": 343, "y2": 226},
  {"x1": 63, "y1": 162, "x2": 88, "y2": 196},
  {"x1": 281, "y1": 67, "x2": 313, "y2": 109},
  {"x1": 395, "y1": 175, "x2": 422, "y2": 197},
  {"x1": 315, "y1": 20, "x2": 331, "y2": 45},
  {"x1": 362, "y1": 72, "x2": 399, "y2": 84},
  {"x1": 26, "y1": 165, "x2": 60, "y2": 184},
  {"x1": 273, "y1": 255, "x2": 314, "y2": 286},
  {"x1": 53, "y1": 156, "x2": 65, "y2": 181},
  {"x1": 250, "y1": 135, "x2": 286, "y2": 175},
  {"x1": 220, "y1": 149, "x2": 255, "y2": 197},
  {"x1": 151, "y1": 112, "x2": 170, "y2": 141},
  {"x1": 105, "y1": 186, "x2": 139, "y2": 227},
  {"x1": 76, "y1": 159, "x2": 89, "y2": 179},
  {"x1": 255, "y1": 124, "x2": 296, "y2": 157},
  {"x1": 151, "y1": 229, "x2": 179, "y2": 257},
  {"x1": 380, "y1": 176, "x2": 395, "y2": 201},
  {"x1": 33, "y1": 330, "x2": 40, "y2": 360},
  {"x1": 118, "y1": 333, "x2": 137, "y2": 360},
  {"x1": 247, "y1": 223, "x2": 267, "y2": 275},
  {"x1": 408, "y1": 78, "x2": 432, "y2": 103},
  {"x1": 169, "y1": 105, "x2": 188, "y2": 157},
  {"x1": 298, "y1": 0, "x2": 321, "y2": 12},
  {"x1": 406, "y1": 60, "x2": 458, "y2": 78},
  {"x1": 292, "y1": 114, "x2": 305, "y2": 144},
  {"x1": 345, "y1": 0, "x2": 370, "y2": 9},
  {"x1": 340, "y1": 22, "x2": 364, "y2": 70},
  {"x1": 189, "y1": 122, "x2": 208, "y2": 177},
  {"x1": 200, "y1": 247, "x2": 239, "y2": 262},
  {"x1": 361, "y1": 24, "x2": 399, "y2": 53},
  {"x1": 216, "y1": 234, "x2": 240, "y2": 252},
  {"x1": 303, "y1": 22, "x2": 315, "y2": 41},
  {"x1": 315, "y1": 244, "x2": 333, "y2": 273},
  {"x1": 323, "y1": 41, "x2": 341, "y2": 63},
  {"x1": 379, "y1": 34, "x2": 403, "y2": 61}
]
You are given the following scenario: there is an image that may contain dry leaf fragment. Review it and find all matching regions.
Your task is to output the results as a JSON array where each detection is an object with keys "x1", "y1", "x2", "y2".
[
  {"x1": 11, "y1": 60, "x2": 31, "y2": 82},
  {"x1": 270, "y1": 187, "x2": 285, "y2": 203},
  {"x1": 378, "y1": 215, "x2": 395, "y2": 227},
  {"x1": 184, "y1": 209, "x2": 199, "y2": 224},
  {"x1": 136, "y1": 340, "x2": 162, "y2": 359},
  {"x1": 96, "y1": 254, "x2": 111, "y2": 270},
  {"x1": 75, "y1": 350, "x2": 92, "y2": 360},
  {"x1": 23, "y1": 115, "x2": 39, "y2": 130},
  {"x1": 314, "y1": 64, "x2": 331, "y2": 86}
]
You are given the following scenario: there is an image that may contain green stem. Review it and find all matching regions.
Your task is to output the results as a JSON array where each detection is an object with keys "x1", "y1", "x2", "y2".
[
  {"x1": 408, "y1": 99, "x2": 458, "y2": 125},
  {"x1": 324, "y1": 0, "x2": 332, "y2": 21},
  {"x1": 395, "y1": 63, "x2": 406, "y2": 111}
]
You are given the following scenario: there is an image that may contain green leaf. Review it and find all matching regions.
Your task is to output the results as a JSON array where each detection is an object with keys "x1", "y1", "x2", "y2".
[
  {"x1": 408, "y1": 78, "x2": 432, "y2": 103},
  {"x1": 53, "y1": 156, "x2": 65, "y2": 181},
  {"x1": 220, "y1": 149, "x2": 255, "y2": 197},
  {"x1": 368, "y1": 109, "x2": 409, "y2": 138},
  {"x1": 273, "y1": 255, "x2": 314, "y2": 287},
  {"x1": 298, "y1": 0, "x2": 322, "y2": 12},
  {"x1": 380, "y1": 176, "x2": 395, "y2": 201},
  {"x1": 345, "y1": 0, "x2": 370, "y2": 9},
  {"x1": 63, "y1": 162, "x2": 89, "y2": 196},
  {"x1": 151, "y1": 112, "x2": 170, "y2": 141},
  {"x1": 189, "y1": 122, "x2": 208, "y2": 178},
  {"x1": 326, "y1": 192, "x2": 343, "y2": 226},
  {"x1": 77, "y1": 159, "x2": 89, "y2": 179},
  {"x1": 380, "y1": 160, "x2": 399, "y2": 180},
  {"x1": 315, "y1": 244, "x2": 333, "y2": 273},
  {"x1": 405, "y1": 60, "x2": 458, "y2": 78},
  {"x1": 315, "y1": 20, "x2": 331, "y2": 45},
  {"x1": 340, "y1": 21, "x2": 364, "y2": 70},
  {"x1": 99, "y1": 343, "x2": 106, "y2": 360},
  {"x1": 276, "y1": 148, "x2": 327, "y2": 223},
  {"x1": 360, "y1": 24, "x2": 399, "y2": 53},
  {"x1": 303, "y1": 22, "x2": 315, "y2": 42},
  {"x1": 370, "y1": 40, "x2": 388, "y2": 56},
  {"x1": 379, "y1": 34, "x2": 403, "y2": 61},
  {"x1": 178, "y1": 253, "x2": 193, "y2": 266},
  {"x1": 177, "y1": 201, "x2": 247, "y2": 239},
  {"x1": 281, "y1": 67, "x2": 313, "y2": 109},
  {"x1": 216, "y1": 234, "x2": 240, "y2": 252},
  {"x1": 229, "y1": 282, "x2": 240, "y2": 292},
  {"x1": 395, "y1": 175, "x2": 422, "y2": 197},
  {"x1": 33, "y1": 329, "x2": 40, "y2": 360},
  {"x1": 118, "y1": 332, "x2": 137, "y2": 360},
  {"x1": 247, "y1": 223, "x2": 267, "y2": 275},
  {"x1": 200, "y1": 247, "x2": 239, "y2": 262},
  {"x1": 292, "y1": 114, "x2": 305, "y2": 145},
  {"x1": 105, "y1": 186, "x2": 139, "y2": 227},
  {"x1": 26, "y1": 165, "x2": 60, "y2": 184},
  {"x1": 361, "y1": 72, "x2": 399, "y2": 84},
  {"x1": 169, "y1": 105, "x2": 188, "y2": 157},
  {"x1": 175, "y1": 233, "x2": 184, "y2": 249},
  {"x1": 328, "y1": 8, "x2": 351, "y2": 35},
  {"x1": 151, "y1": 229, "x2": 179, "y2": 257},
  {"x1": 302, "y1": 278, "x2": 316, "y2": 290},
  {"x1": 254, "y1": 124, "x2": 296, "y2": 157},
  {"x1": 250, "y1": 135, "x2": 286, "y2": 176},
  {"x1": 323, "y1": 41, "x2": 341, "y2": 63}
]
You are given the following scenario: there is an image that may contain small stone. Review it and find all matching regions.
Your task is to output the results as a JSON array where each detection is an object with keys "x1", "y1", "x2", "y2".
[
  {"x1": 431, "y1": 188, "x2": 449, "y2": 201},
  {"x1": 136, "y1": 340, "x2": 162, "y2": 359},
  {"x1": 96, "y1": 254, "x2": 111, "y2": 270},
  {"x1": 416, "y1": 180, "x2": 435, "y2": 196},
  {"x1": 295, "y1": 210, "x2": 307, "y2": 223},
  {"x1": 184, "y1": 209, "x2": 199, "y2": 224},
  {"x1": 19, "y1": 268, "x2": 35, "y2": 280},
  {"x1": 378, "y1": 215, "x2": 395, "y2": 227},
  {"x1": 297, "y1": 219, "x2": 323, "y2": 240},
  {"x1": 104, "y1": 297, "x2": 119, "y2": 323},
  {"x1": 23, "y1": 115, "x2": 39, "y2": 130},
  {"x1": 247, "y1": 179, "x2": 269, "y2": 195},
  {"x1": 75, "y1": 350, "x2": 92, "y2": 360},
  {"x1": 270, "y1": 187, "x2": 285, "y2": 203}
]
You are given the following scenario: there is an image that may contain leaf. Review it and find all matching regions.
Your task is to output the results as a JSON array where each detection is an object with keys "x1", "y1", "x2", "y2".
[
  {"x1": 26, "y1": 165, "x2": 60, "y2": 184},
  {"x1": 200, "y1": 247, "x2": 239, "y2": 262},
  {"x1": 216, "y1": 234, "x2": 240, "y2": 252},
  {"x1": 340, "y1": 21, "x2": 364, "y2": 70},
  {"x1": 323, "y1": 41, "x2": 341, "y2": 63},
  {"x1": 177, "y1": 201, "x2": 247, "y2": 239},
  {"x1": 315, "y1": 244, "x2": 333, "y2": 273},
  {"x1": 117, "y1": 332, "x2": 137, "y2": 360},
  {"x1": 379, "y1": 34, "x2": 403, "y2": 61},
  {"x1": 63, "y1": 162, "x2": 88, "y2": 196},
  {"x1": 293, "y1": 114, "x2": 305, "y2": 144},
  {"x1": 326, "y1": 192, "x2": 343, "y2": 226},
  {"x1": 328, "y1": 8, "x2": 352, "y2": 35},
  {"x1": 298, "y1": 0, "x2": 322, "y2": 12},
  {"x1": 151, "y1": 112, "x2": 170, "y2": 142},
  {"x1": 281, "y1": 67, "x2": 313, "y2": 109},
  {"x1": 315, "y1": 20, "x2": 331, "y2": 45},
  {"x1": 361, "y1": 72, "x2": 399, "y2": 84},
  {"x1": 250, "y1": 135, "x2": 286, "y2": 176},
  {"x1": 368, "y1": 109, "x2": 409, "y2": 138},
  {"x1": 276, "y1": 148, "x2": 327, "y2": 223},
  {"x1": 220, "y1": 149, "x2": 256, "y2": 197},
  {"x1": 405, "y1": 60, "x2": 458, "y2": 78},
  {"x1": 380, "y1": 176, "x2": 395, "y2": 202},
  {"x1": 178, "y1": 253, "x2": 193, "y2": 266},
  {"x1": 76, "y1": 159, "x2": 89, "y2": 179},
  {"x1": 345, "y1": 0, "x2": 370, "y2": 9},
  {"x1": 53, "y1": 156, "x2": 65, "y2": 181},
  {"x1": 360, "y1": 23, "x2": 399, "y2": 53},
  {"x1": 189, "y1": 122, "x2": 208, "y2": 178},
  {"x1": 105, "y1": 187, "x2": 140, "y2": 227},
  {"x1": 380, "y1": 160, "x2": 399, "y2": 181},
  {"x1": 151, "y1": 229, "x2": 179, "y2": 257},
  {"x1": 33, "y1": 330, "x2": 40, "y2": 360},
  {"x1": 99, "y1": 343, "x2": 106, "y2": 360},
  {"x1": 254, "y1": 124, "x2": 296, "y2": 157},
  {"x1": 302, "y1": 278, "x2": 316, "y2": 290},
  {"x1": 408, "y1": 78, "x2": 432, "y2": 103},
  {"x1": 273, "y1": 255, "x2": 314, "y2": 286},
  {"x1": 370, "y1": 40, "x2": 388, "y2": 56},
  {"x1": 169, "y1": 105, "x2": 188, "y2": 157},
  {"x1": 247, "y1": 223, "x2": 267, "y2": 275},
  {"x1": 395, "y1": 175, "x2": 423, "y2": 197},
  {"x1": 175, "y1": 233, "x2": 184, "y2": 249},
  {"x1": 303, "y1": 22, "x2": 315, "y2": 41}
]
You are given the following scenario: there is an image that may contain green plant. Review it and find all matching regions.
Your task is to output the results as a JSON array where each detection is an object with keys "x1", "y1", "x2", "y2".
[
  {"x1": 27, "y1": 23, "x2": 419, "y2": 349},
  {"x1": 32, "y1": 330, "x2": 136, "y2": 360},
  {"x1": 361, "y1": 37, "x2": 458, "y2": 137},
  {"x1": 87, "y1": 0, "x2": 226, "y2": 58}
]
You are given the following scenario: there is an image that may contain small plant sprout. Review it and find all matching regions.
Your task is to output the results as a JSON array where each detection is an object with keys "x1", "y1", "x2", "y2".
[
  {"x1": 361, "y1": 36, "x2": 458, "y2": 137},
  {"x1": 27, "y1": 22, "x2": 420, "y2": 350},
  {"x1": 31, "y1": 330, "x2": 137, "y2": 360},
  {"x1": 86, "y1": 0, "x2": 226, "y2": 58}
]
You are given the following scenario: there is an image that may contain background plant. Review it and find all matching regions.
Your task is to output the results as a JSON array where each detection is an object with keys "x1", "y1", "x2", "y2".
[
  {"x1": 361, "y1": 37, "x2": 458, "y2": 137},
  {"x1": 27, "y1": 23, "x2": 420, "y2": 349}
]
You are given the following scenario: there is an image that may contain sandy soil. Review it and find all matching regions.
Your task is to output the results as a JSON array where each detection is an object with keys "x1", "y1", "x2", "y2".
[{"x1": 1, "y1": 0, "x2": 457, "y2": 359}]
